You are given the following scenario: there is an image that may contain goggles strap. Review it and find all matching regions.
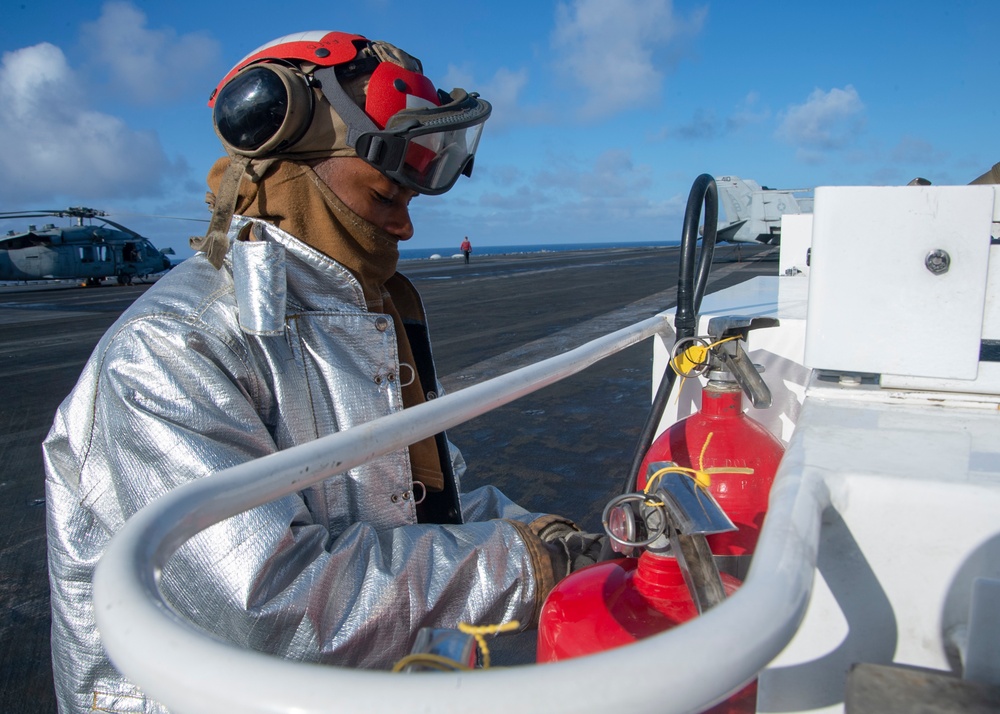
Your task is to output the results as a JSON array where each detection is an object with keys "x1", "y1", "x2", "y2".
[
  {"x1": 313, "y1": 67, "x2": 379, "y2": 151},
  {"x1": 190, "y1": 154, "x2": 251, "y2": 269}
]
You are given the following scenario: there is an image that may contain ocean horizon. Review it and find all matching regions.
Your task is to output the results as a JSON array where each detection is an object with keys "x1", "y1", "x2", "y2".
[
  {"x1": 0, "y1": 240, "x2": 682, "y2": 286},
  {"x1": 398, "y1": 239, "x2": 679, "y2": 261}
]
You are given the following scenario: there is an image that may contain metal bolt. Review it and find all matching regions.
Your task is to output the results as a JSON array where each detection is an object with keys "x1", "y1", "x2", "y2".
[{"x1": 925, "y1": 249, "x2": 950, "y2": 275}]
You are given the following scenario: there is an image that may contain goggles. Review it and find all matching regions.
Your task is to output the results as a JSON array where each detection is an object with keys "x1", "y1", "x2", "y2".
[{"x1": 355, "y1": 89, "x2": 491, "y2": 195}]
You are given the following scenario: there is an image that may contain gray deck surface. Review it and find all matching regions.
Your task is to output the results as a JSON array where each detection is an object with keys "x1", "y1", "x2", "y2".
[{"x1": 0, "y1": 243, "x2": 775, "y2": 711}]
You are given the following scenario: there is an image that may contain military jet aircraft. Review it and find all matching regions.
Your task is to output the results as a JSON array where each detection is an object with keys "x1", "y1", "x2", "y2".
[
  {"x1": 0, "y1": 207, "x2": 176, "y2": 286},
  {"x1": 714, "y1": 176, "x2": 813, "y2": 245}
]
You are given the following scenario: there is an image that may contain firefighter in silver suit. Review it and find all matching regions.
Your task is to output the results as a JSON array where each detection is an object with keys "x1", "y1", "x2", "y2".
[{"x1": 43, "y1": 31, "x2": 604, "y2": 713}]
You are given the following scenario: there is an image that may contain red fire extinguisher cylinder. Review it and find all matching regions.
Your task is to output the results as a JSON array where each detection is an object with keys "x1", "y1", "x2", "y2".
[
  {"x1": 538, "y1": 553, "x2": 756, "y2": 713},
  {"x1": 638, "y1": 380, "x2": 784, "y2": 558}
]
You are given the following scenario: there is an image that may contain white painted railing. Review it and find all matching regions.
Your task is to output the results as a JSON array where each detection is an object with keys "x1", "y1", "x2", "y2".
[{"x1": 93, "y1": 312, "x2": 829, "y2": 714}]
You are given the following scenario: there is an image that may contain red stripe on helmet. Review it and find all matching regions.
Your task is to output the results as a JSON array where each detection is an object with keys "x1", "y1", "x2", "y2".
[{"x1": 209, "y1": 31, "x2": 366, "y2": 107}]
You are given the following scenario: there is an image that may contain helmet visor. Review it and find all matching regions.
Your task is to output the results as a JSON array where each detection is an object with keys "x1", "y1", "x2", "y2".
[{"x1": 355, "y1": 90, "x2": 491, "y2": 195}]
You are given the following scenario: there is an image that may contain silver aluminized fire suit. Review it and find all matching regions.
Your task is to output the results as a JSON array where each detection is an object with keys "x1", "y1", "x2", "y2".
[{"x1": 44, "y1": 217, "x2": 547, "y2": 713}]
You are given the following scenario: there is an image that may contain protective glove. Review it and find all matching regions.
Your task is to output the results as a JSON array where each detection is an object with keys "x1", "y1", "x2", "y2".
[
  {"x1": 506, "y1": 515, "x2": 615, "y2": 625},
  {"x1": 535, "y1": 520, "x2": 610, "y2": 579}
]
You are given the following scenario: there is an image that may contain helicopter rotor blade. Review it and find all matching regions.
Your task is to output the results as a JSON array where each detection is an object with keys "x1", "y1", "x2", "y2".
[
  {"x1": 112, "y1": 211, "x2": 210, "y2": 224},
  {"x1": 91, "y1": 215, "x2": 143, "y2": 237},
  {"x1": 0, "y1": 210, "x2": 81, "y2": 220},
  {"x1": 0, "y1": 208, "x2": 147, "y2": 237},
  {"x1": 0, "y1": 208, "x2": 209, "y2": 233}
]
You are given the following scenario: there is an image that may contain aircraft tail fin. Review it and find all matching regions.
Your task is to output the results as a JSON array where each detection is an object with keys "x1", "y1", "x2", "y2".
[
  {"x1": 712, "y1": 175, "x2": 811, "y2": 245},
  {"x1": 714, "y1": 176, "x2": 760, "y2": 226}
]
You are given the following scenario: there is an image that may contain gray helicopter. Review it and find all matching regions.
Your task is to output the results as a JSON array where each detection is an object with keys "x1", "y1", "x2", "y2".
[{"x1": 0, "y1": 207, "x2": 176, "y2": 286}]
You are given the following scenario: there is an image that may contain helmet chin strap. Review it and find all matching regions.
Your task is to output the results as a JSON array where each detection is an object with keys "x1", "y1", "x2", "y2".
[{"x1": 190, "y1": 154, "x2": 253, "y2": 269}]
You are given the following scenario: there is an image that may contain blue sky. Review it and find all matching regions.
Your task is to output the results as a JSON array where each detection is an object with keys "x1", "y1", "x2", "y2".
[{"x1": 1, "y1": 1, "x2": 997, "y2": 256}]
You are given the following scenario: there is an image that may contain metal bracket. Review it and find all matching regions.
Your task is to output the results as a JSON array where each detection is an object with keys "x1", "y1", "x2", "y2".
[{"x1": 707, "y1": 316, "x2": 780, "y2": 408}]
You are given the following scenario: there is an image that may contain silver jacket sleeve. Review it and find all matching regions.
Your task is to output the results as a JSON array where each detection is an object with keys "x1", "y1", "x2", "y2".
[{"x1": 43, "y1": 218, "x2": 545, "y2": 713}]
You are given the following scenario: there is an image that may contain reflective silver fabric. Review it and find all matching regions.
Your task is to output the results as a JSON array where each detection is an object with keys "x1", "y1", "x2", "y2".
[{"x1": 44, "y1": 218, "x2": 542, "y2": 713}]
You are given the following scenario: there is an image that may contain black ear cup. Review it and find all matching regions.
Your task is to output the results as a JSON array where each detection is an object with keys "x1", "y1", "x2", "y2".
[{"x1": 213, "y1": 63, "x2": 314, "y2": 157}]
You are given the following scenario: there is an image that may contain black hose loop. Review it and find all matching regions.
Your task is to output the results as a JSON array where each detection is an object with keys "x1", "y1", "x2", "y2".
[
  {"x1": 621, "y1": 174, "x2": 718, "y2": 494},
  {"x1": 675, "y1": 174, "x2": 718, "y2": 340}
]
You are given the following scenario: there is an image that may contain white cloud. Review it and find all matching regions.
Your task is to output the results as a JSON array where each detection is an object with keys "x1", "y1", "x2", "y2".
[
  {"x1": 0, "y1": 43, "x2": 174, "y2": 204},
  {"x1": 414, "y1": 148, "x2": 684, "y2": 244},
  {"x1": 889, "y1": 135, "x2": 946, "y2": 165},
  {"x1": 80, "y1": 1, "x2": 220, "y2": 104},
  {"x1": 726, "y1": 91, "x2": 771, "y2": 132},
  {"x1": 551, "y1": 0, "x2": 704, "y2": 120},
  {"x1": 472, "y1": 149, "x2": 669, "y2": 232},
  {"x1": 479, "y1": 184, "x2": 553, "y2": 211},
  {"x1": 674, "y1": 108, "x2": 719, "y2": 140},
  {"x1": 480, "y1": 163, "x2": 524, "y2": 187},
  {"x1": 442, "y1": 65, "x2": 475, "y2": 92},
  {"x1": 536, "y1": 149, "x2": 651, "y2": 199},
  {"x1": 657, "y1": 93, "x2": 770, "y2": 142},
  {"x1": 480, "y1": 67, "x2": 532, "y2": 127},
  {"x1": 444, "y1": 64, "x2": 545, "y2": 131},
  {"x1": 776, "y1": 85, "x2": 866, "y2": 151}
]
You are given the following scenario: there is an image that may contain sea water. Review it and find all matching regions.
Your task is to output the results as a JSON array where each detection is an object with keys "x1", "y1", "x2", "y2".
[{"x1": 398, "y1": 240, "x2": 678, "y2": 261}]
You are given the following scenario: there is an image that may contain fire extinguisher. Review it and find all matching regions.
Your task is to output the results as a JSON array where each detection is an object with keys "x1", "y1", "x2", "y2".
[
  {"x1": 536, "y1": 177, "x2": 775, "y2": 713},
  {"x1": 538, "y1": 470, "x2": 757, "y2": 713},
  {"x1": 637, "y1": 315, "x2": 784, "y2": 578}
]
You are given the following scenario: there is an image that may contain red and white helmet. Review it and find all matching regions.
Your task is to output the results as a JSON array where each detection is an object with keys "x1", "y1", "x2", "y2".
[{"x1": 209, "y1": 31, "x2": 490, "y2": 195}]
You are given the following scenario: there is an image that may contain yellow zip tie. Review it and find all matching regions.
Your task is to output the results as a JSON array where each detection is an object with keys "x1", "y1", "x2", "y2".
[
  {"x1": 458, "y1": 620, "x2": 520, "y2": 669},
  {"x1": 670, "y1": 334, "x2": 745, "y2": 403},
  {"x1": 669, "y1": 335, "x2": 742, "y2": 379},
  {"x1": 644, "y1": 465, "x2": 711, "y2": 497},
  {"x1": 671, "y1": 342, "x2": 709, "y2": 377},
  {"x1": 643, "y1": 431, "x2": 754, "y2": 501},
  {"x1": 699, "y1": 431, "x2": 714, "y2": 474},
  {"x1": 392, "y1": 621, "x2": 521, "y2": 672}
]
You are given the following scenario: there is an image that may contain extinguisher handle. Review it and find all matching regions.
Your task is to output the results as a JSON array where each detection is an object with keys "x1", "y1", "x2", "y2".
[
  {"x1": 672, "y1": 532, "x2": 728, "y2": 614},
  {"x1": 707, "y1": 315, "x2": 779, "y2": 340},
  {"x1": 707, "y1": 315, "x2": 780, "y2": 409},
  {"x1": 720, "y1": 343, "x2": 773, "y2": 409}
]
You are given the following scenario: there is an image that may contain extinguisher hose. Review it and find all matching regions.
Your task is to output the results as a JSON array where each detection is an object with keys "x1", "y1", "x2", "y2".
[
  {"x1": 621, "y1": 174, "x2": 718, "y2": 493},
  {"x1": 675, "y1": 174, "x2": 719, "y2": 341}
]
